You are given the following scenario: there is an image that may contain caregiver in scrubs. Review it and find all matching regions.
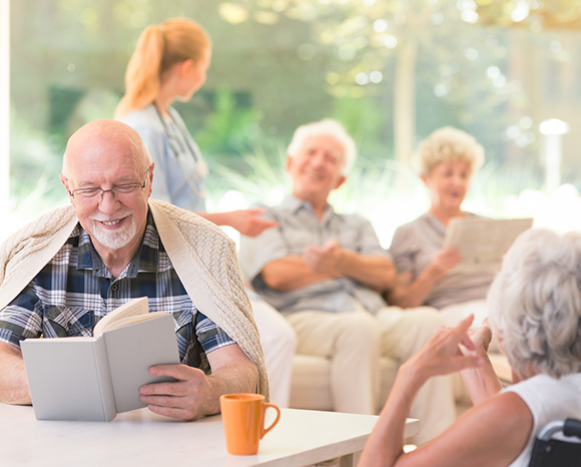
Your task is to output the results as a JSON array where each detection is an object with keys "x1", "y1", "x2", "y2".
[{"x1": 115, "y1": 17, "x2": 295, "y2": 407}]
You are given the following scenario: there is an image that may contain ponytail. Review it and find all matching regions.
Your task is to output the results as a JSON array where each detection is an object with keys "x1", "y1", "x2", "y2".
[{"x1": 115, "y1": 18, "x2": 211, "y2": 119}]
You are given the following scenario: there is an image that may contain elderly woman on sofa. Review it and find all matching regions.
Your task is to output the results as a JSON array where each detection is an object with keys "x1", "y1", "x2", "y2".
[
  {"x1": 387, "y1": 127, "x2": 495, "y2": 325},
  {"x1": 359, "y1": 228, "x2": 581, "y2": 467}
]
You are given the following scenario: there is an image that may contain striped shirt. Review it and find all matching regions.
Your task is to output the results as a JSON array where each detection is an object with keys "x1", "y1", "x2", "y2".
[{"x1": 0, "y1": 210, "x2": 234, "y2": 373}]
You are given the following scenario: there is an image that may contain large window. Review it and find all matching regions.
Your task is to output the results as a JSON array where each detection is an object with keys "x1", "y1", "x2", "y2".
[{"x1": 9, "y1": 1, "x2": 581, "y2": 244}]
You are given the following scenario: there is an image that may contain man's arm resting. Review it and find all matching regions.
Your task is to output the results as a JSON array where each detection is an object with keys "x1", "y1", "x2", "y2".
[
  {"x1": 302, "y1": 240, "x2": 395, "y2": 292},
  {"x1": 385, "y1": 268, "x2": 439, "y2": 308},
  {"x1": 261, "y1": 256, "x2": 340, "y2": 292},
  {"x1": 140, "y1": 343, "x2": 259, "y2": 421},
  {"x1": 386, "y1": 248, "x2": 462, "y2": 308},
  {"x1": 334, "y1": 250, "x2": 395, "y2": 292},
  {"x1": 0, "y1": 341, "x2": 32, "y2": 405}
]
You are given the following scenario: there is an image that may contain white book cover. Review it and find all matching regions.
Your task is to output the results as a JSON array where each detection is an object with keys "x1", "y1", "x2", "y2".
[{"x1": 21, "y1": 297, "x2": 180, "y2": 421}]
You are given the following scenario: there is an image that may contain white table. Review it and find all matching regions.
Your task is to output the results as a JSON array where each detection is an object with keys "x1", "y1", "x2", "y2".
[{"x1": 2, "y1": 404, "x2": 419, "y2": 467}]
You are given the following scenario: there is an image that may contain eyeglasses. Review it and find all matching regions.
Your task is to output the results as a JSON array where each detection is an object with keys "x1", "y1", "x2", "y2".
[{"x1": 66, "y1": 166, "x2": 151, "y2": 203}]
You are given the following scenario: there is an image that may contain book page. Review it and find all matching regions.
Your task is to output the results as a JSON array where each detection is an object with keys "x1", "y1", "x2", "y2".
[
  {"x1": 442, "y1": 217, "x2": 533, "y2": 266},
  {"x1": 97, "y1": 311, "x2": 167, "y2": 334},
  {"x1": 94, "y1": 297, "x2": 149, "y2": 336}
]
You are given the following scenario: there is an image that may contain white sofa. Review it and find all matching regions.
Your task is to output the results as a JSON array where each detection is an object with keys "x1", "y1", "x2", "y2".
[{"x1": 289, "y1": 354, "x2": 472, "y2": 414}]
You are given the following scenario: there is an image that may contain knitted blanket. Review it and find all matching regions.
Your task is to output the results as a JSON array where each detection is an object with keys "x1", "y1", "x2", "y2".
[{"x1": 0, "y1": 199, "x2": 269, "y2": 399}]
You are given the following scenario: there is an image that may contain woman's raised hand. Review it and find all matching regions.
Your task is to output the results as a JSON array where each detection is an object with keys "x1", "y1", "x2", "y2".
[
  {"x1": 406, "y1": 315, "x2": 484, "y2": 381},
  {"x1": 427, "y1": 247, "x2": 462, "y2": 281}
]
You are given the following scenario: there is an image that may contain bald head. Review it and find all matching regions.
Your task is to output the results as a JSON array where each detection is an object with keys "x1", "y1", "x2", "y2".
[
  {"x1": 62, "y1": 119, "x2": 152, "y2": 178},
  {"x1": 60, "y1": 119, "x2": 154, "y2": 260}
]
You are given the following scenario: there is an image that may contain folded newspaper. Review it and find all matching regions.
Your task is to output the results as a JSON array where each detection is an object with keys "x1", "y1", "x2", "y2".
[{"x1": 442, "y1": 217, "x2": 533, "y2": 266}]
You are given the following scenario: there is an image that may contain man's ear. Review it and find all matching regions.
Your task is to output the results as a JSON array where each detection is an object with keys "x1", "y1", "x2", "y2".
[
  {"x1": 334, "y1": 175, "x2": 346, "y2": 190},
  {"x1": 60, "y1": 174, "x2": 74, "y2": 206},
  {"x1": 285, "y1": 155, "x2": 293, "y2": 173},
  {"x1": 420, "y1": 173, "x2": 428, "y2": 188},
  {"x1": 147, "y1": 163, "x2": 155, "y2": 197}
]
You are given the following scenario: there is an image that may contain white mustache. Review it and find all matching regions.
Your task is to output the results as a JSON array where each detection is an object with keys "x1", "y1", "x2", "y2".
[{"x1": 89, "y1": 209, "x2": 134, "y2": 223}]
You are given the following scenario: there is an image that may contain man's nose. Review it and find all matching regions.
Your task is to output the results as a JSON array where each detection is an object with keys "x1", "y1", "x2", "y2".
[
  {"x1": 310, "y1": 151, "x2": 325, "y2": 167},
  {"x1": 98, "y1": 190, "x2": 120, "y2": 213}
]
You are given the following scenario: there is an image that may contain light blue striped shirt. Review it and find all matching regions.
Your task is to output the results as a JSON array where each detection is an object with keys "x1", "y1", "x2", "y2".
[{"x1": 239, "y1": 196, "x2": 391, "y2": 315}]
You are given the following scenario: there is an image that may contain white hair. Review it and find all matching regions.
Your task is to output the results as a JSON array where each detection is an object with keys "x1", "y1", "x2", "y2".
[
  {"x1": 414, "y1": 126, "x2": 485, "y2": 177},
  {"x1": 287, "y1": 119, "x2": 357, "y2": 175},
  {"x1": 487, "y1": 229, "x2": 581, "y2": 379}
]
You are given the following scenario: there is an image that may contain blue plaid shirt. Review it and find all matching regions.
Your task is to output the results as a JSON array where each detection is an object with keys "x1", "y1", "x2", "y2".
[{"x1": 0, "y1": 210, "x2": 234, "y2": 373}]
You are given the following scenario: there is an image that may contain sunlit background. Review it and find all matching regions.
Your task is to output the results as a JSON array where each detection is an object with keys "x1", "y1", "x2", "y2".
[{"x1": 7, "y1": 0, "x2": 581, "y2": 246}]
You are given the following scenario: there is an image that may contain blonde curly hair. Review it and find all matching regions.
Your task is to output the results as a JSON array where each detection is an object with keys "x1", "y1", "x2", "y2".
[{"x1": 414, "y1": 126, "x2": 485, "y2": 177}]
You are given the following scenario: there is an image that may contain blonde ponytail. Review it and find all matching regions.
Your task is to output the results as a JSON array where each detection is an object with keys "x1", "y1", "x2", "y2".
[{"x1": 115, "y1": 18, "x2": 211, "y2": 119}]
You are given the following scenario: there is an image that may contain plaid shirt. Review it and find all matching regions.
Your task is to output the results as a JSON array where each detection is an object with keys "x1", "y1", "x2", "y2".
[{"x1": 0, "y1": 210, "x2": 234, "y2": 373}]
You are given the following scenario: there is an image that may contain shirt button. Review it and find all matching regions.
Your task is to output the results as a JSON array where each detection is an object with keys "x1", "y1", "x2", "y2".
[{"x1": 111, "y1": 284, "x2": 118, "y2": 292}]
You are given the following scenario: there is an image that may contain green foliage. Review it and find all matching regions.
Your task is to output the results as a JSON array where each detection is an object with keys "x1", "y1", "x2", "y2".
[
  {"x1": 9, "y1": 108, "x2": 69, "y2": 219},
  {"x1": 9, "y1": 0, "x2": 581, "y2": 235},
  {"x1": 193, "y1": 88, "x2": 263, "y2": 158},
  {"x1": 210, "y1": 145, "x2": 289, "y2": 205},
  {"x1": 332, "y1": 95, "x2": 392, "y2": 160}
]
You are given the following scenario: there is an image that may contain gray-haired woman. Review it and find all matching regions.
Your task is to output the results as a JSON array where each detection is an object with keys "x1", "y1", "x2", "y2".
[{"x1": 359, "y1": 228, "x2": 581, "y2": 467}]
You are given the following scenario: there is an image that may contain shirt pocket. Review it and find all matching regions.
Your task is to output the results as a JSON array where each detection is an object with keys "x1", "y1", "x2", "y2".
[
  {"x1": 287, "y1": 231, "x2": 317, "y2": 254},
  {"x1": 335, "y1": 229, "x2": 360, "y2": 251},
  {"x1": 43, "y1": 306, "x2": 95, "y2": 338}
]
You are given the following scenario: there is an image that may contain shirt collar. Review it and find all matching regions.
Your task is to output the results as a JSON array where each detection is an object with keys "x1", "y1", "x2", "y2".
[
  {"x1": 76, "y1": 209, "x2": 160, "y2": 278},
  {"x1": 281, "y1": 194, "x2": 337, "y2": 221}
]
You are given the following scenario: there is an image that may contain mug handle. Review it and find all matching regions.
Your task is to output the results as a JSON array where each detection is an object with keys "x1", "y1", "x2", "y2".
[{"x1": 261, "y1": 403, "x2": 281, "y2": 439}]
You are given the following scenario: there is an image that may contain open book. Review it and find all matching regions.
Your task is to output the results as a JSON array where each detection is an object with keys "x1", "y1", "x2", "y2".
[
  {"x1": 21, "y1": 297, "x2": 179, "y2": 422},
  {"x1": 442, "y1": 217, "x2": 533, "y2": 266}
]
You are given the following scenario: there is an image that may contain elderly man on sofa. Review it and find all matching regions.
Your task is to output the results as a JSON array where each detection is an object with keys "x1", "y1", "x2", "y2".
[
  {"x1": 0, "y1": 119, "x2": 266, "y2": 419},
  {"x1": 240, "y1": 119, "x2": 457, "y2": 444}
]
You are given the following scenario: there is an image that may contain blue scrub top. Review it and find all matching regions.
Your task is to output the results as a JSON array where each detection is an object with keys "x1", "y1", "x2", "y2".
[{"x1": 121, "y1": 104, "x2": 207, "y2": 212}]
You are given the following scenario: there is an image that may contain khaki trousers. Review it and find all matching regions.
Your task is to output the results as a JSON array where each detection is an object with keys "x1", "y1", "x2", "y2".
[
  {"x1": 287, "y1": 306, "x2": 457, "y2": 445},
  {"x1": 251, "y1": 298, "x2": 297, "y2": 408},
  {"x1": 376, "y1": 306, "x2": 457, "y2": 445}
]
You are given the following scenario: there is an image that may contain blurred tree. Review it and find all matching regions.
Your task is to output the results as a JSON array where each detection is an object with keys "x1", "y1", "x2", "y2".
[
  {"x1": 216, "y1": 0, "x2": 581, "y2": 165},
  {"x1": 476, "y1": 0, "x2": 581, "y2": 30}
]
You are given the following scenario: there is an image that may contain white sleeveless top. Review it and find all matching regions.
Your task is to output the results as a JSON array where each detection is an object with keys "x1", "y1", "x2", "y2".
[{"x1": 504, "y1": 373, "x2": 581, "y2": 467}]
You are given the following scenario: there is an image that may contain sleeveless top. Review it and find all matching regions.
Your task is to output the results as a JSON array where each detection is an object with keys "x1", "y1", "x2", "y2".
[{"x1": 504, "y1": 372, "x2": 581, "y2": 466}]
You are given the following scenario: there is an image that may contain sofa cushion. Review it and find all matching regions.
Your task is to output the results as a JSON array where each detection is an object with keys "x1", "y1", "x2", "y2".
[{"x1": 290, "y1": 355, "x2": 399, "y2": 412}]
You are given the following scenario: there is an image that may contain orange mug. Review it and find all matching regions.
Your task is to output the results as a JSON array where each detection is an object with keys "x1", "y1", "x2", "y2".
[{"x1": 220, "y1": 393, "x2": 281, "y2": 455}]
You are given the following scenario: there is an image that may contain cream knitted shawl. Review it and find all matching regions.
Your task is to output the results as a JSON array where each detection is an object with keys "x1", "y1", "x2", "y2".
[{"x1": 0, "y1": 199, "x2": 269, "y2": 399}]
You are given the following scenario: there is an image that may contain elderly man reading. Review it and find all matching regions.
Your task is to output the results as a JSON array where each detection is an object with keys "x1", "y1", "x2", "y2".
[
  {"x1": 239, "y1": 119, "x2": 457, "y2": 444},
  {"x1": 0, "y1": 120, "x2": 266, "y2": 420}
]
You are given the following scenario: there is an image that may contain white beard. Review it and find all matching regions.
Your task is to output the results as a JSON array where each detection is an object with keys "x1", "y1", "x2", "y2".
[{"x1": 89, "y1": 210, "x2": 137, "y2": 250}]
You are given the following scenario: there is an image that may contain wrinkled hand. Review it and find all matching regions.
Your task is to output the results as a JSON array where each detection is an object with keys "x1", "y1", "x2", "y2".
[
  {"x1": 462, "y1": 318, "x2": 493, "y2": 358},
  {"x1": 140, "y1": 364, "x2": 216, "y2": 421},
  {"x1": 406, "y1": 315, "x2": 484, "y2": 380},
  {"x1": 428, "y1": 247, "x2": 462, "y2": 280},
  {"x1": 227, "y1": 209, "x2": 278, "y2": 237},
  {"x1": 302, "y1": 239, "x2": 343, "y2": 274}
]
